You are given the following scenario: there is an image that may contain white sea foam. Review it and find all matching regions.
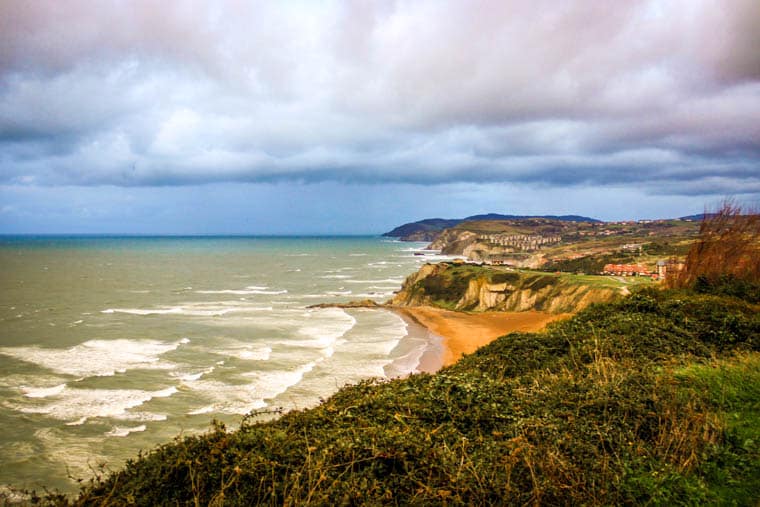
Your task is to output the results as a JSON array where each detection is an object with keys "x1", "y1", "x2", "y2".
[
  {"x1": 0, "y1": 338, "x2": 183, "y2": 378},
  {"x1": 184, "y1": 362, "x2": 317, "y2": 415},
  {"x1": 103, "y1": 306, "x2": 231, "y2": 316},
  {"x1": 345, "y1": 278, "x2": 405, "y2": 284},
  {"x1": 105, "y1": 424, "x2": 147, "y2": 437},
  {"x1": 152, "y1": 386, "x2": 178, "y2": 398},
  {"x1": 290, "y1": 308, "x2": 357, "y2": 357},
  {"x1": 22, "y1": 383, "x2": 66, "y2": 398},
  {"x1": 16, "y1": 386, "x2": 177, "y2": 424},
  {"x1": 187, "y1": 405, "x2": 215, "y2": 415},
  {"x1": 173, "y1": 367, "x2": 215, "y2": 382},
  {"x1": 243, "y1": 362, "x2": 317, "y2": 398},
  {"x1": 195, "y1": 288, "x2": 287, "y2": 295},
  {"x1": 352, "y1": 292, "x2": 395, "y2": 299},
  {"x1": 325, "y1": 290, "x2": 352, "y2": 296},
  {"x1": 234, "y1": 346, "x2": 272, "y2": 361},
  {"x1": 102, "y1": 301, "x2": 274, "y2": 317}
]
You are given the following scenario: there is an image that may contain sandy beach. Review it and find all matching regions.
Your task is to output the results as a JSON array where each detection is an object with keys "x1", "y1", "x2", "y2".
[{"x1": 395, "y1": 306, "x2": 569, "y2": 367}]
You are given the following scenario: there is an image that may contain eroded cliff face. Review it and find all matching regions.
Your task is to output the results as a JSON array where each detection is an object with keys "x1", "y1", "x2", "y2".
[
  {"x1": 453, "y1": 276, "x2": 618, "y2": 313},
  {"x1": 428, "y1": 230, "x2": 479, "y2": 254},
  {"x1": 391, "y1": 263, "x2": 621, "y2": 313}
]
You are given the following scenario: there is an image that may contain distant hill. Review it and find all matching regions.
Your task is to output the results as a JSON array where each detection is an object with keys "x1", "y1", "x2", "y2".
[
  {"x1": 463, "y1": 213, "x2": 601, "y2": 223},
  {"x1": 679, "y1": 213, "x2": 717, "y2": 221},
  {"x1": 383, "y1": 214, "x2": 600, "y2": 240},
  {"x1": 382, "y1": 218, "x2": 462, "y2": 239}
]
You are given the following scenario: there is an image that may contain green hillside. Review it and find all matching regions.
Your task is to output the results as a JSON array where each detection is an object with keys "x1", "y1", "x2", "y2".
[{"x1": 37, "y1": 284, "x2": 759, "y2": 505}]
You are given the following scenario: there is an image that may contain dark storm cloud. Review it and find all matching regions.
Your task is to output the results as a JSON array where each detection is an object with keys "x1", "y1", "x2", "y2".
[{"x1": 0, "y1": 0, "x2": 758, "y2": 198}]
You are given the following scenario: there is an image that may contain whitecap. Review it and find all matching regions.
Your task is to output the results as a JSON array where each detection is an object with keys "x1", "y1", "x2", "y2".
[
  {"x1": 185, "y1": 363, "x2": 317, "y2": 415},
  {"x1": 233, "y1": 346, "x2": 272, "y2": 361},
  {"x1": 15, "y1": 386, "x2": 177, "y2": 424},
  {"x1": 101, "y1": 302, "x2": 274, "y2": 317},
  {"x1": 22, "y1": 383, "x2": 66, "y2": 398},
  {"x1": 173, "y1": 366, "x2": 214, "y2": 382},
  {"x1": 325, "y1": 290, "x2": 352, "y2": 296},
  {"x1": 287, "y1": 308, "x2": 357, "y2": 358},
  {"x1": 105, "y1": 424, "x2": 147, "y2": 437},
  {"x1": 345, "y1": 278, "x2": 405, "y2": 284},
  {"x1": 187, "y1": 405, "x2": 215, "y2": 415},
  {"x1": 0, "y1": 338, "x2": 182, "y2": 378},
  {"x1": 195, "y1": 288, "x2": 287, "y2": 295}
]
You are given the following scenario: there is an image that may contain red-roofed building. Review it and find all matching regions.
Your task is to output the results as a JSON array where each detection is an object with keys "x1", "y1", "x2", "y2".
[{"x1": 602, "y1": 264, "x2": 652, "y2": 276}]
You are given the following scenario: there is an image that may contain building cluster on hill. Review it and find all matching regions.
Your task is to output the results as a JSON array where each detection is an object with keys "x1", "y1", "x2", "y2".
[
  {"x1": 602, "y1": 260, "x2": 686, "y2": 280},
  {"x1": 603, "y1": 264, "x2": 652, "y2": 277},
  {"x1": 479, "y1": 233, "x2": 561, "y2": 251}
]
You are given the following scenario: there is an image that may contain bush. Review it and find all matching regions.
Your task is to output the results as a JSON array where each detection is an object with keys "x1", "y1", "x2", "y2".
[{"x1": 671, "y1": 202, "x2": 760, "y2": 290}]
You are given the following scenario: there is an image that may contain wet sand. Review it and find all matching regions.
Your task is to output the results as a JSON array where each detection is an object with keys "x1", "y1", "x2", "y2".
[{"x1": 394, "y1": 306, "x2": 569, "y2": 367}]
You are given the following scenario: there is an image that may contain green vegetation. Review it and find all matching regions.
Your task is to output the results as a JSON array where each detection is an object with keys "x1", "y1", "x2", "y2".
[
  {"x1": 417, "y1": 264, "x2": 480, "y2": 308},
  {"x1": 395, "y1": 263, "x2": 634, "y2": 312},
  {"x1": 562, "y1": 272, "x2": 655, "y2": 289},
  {"x1": 541, "y1": 252, "x2": 639, "y2": 274},
  {"x1": 35, "y1": 284, "x2": 759, "y2": 505},
  {"x1": 540, "y1": 239, "x2": 690, "y2": 275}
]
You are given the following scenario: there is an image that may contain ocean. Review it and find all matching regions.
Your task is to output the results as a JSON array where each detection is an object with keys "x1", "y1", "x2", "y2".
[{"x1": 0, "y1": 236, "x2": 445, "y2": 493}]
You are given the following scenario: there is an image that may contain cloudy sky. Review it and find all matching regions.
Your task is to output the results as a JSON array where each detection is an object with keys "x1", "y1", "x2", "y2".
[{"x1": 1, "y1": 0, "x2": 758, "y2": 234}]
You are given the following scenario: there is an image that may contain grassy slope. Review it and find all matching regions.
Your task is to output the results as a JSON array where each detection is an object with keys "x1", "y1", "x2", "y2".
[{"x1": 45, "y1": 287, "x2": 759, "y2": 506}]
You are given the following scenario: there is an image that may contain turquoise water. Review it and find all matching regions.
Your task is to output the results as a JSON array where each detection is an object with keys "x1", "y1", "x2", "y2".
[{"x1": 0, "y1": 236, "x2": 442, "y2": 493}]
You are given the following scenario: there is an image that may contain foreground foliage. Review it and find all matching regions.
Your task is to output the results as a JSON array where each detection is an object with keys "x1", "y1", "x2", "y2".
[{"x1": 35, "y1": 287, "x2": 760, "y2": 505}]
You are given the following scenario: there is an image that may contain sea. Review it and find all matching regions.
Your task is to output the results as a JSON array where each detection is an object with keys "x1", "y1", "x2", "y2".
[{"x1": 0, "y1": 236, "x2": 447, "y2": 494}]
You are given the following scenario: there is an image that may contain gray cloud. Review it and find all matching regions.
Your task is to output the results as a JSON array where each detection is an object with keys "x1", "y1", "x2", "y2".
[{"x1": 0, "y1": 0, "x2": 758, "y2": 199}]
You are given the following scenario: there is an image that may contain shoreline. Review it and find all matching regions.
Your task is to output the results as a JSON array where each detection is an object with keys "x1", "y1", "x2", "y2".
[{"x1": 391, "y1": 306, "x2": 569, "y2": 368}]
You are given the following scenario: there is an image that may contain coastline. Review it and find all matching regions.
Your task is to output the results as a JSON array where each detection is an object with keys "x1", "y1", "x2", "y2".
[{"x1": 392, "y1": 306, "x2": 569, "y2": 367}]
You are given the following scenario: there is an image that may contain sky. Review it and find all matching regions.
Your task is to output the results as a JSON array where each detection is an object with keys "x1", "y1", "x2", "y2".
[{"x1": 1, "y1": 0, "x2": 759, "y2": 234}]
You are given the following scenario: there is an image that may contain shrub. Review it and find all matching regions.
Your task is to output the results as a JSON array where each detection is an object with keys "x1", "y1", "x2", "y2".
[{"x1": 671, "y1": 201, "x2": 760, "y2": 291}]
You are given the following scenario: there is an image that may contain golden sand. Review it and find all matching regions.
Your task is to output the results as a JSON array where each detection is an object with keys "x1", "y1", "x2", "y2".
[{"x1": 395, "y1": 306, "x2": 569, "y2": 367}]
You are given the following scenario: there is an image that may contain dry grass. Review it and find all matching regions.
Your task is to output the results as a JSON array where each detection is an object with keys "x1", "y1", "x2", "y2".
[{"x1": 671, "y1": 201, "x2": 760, "y2": 289}]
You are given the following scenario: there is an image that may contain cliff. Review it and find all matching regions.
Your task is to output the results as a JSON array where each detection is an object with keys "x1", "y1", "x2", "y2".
[{"x1": 391, "y1": 262, "x2": 622, "y2": 313}]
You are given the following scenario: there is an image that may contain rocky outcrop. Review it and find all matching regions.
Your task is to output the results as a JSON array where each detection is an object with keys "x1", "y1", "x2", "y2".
[
  {"x1": 428, "y1": 229, "x2": 479, "y2": 254},
  {"x1": 454, "y1": 276, "x2": 618, "y2": 313},
  {"x1": 391, "y1": 262, "x2": 621, "y2": 314}
]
